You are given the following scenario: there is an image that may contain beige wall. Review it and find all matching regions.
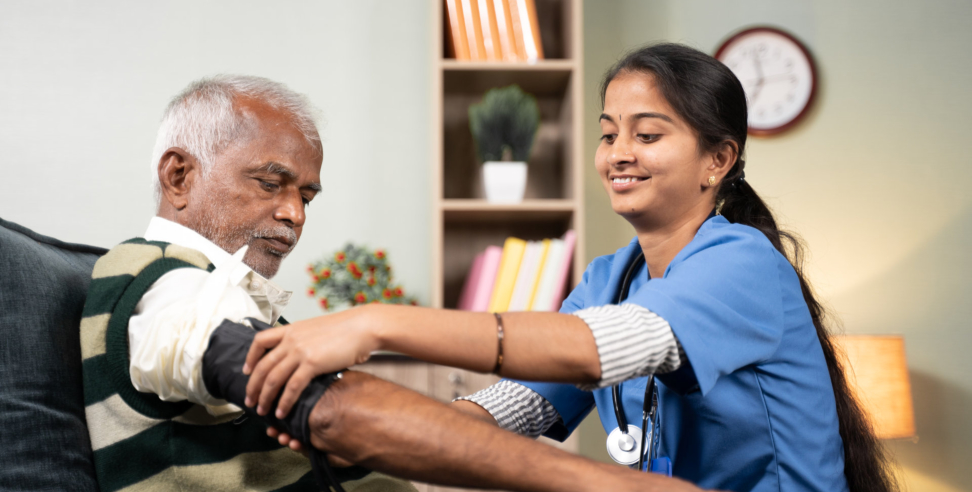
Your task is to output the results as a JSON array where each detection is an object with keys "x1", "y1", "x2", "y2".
[
  {"x1": 0, "y1": 1, "x2": 434, "y2": 322},
  {"x1": 580, "y1": 1, "x2": 972, "y2": 491}
]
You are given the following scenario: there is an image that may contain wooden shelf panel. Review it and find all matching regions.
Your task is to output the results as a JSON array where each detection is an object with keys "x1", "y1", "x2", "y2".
[
  {"x1": 440, "y1": 59, "x2": 577, "y2": 71},
  {"x1": 441, "y1": 199, "x2": 575, "y2": 221},
  {"x1": 443, "y1": 67, "x2": 571, "y2": 97}
]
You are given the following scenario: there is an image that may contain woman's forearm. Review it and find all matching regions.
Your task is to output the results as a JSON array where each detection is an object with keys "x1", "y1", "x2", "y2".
[{"x1": 368, "y1": 305, "x2": 601, "y2": 383}]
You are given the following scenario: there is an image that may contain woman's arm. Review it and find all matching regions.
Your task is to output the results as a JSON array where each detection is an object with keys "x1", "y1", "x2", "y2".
[{"x1": 243, "y1": 304, "x2": 601, "y2": 418}]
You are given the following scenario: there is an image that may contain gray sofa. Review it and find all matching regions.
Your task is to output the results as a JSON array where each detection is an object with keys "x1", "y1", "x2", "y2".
[{"x1": 0, "y1": 217, "x2": 105, "y2": 491}]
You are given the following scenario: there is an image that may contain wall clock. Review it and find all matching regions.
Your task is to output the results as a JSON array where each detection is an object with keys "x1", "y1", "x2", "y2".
[{"x1": 714, "y1": 26, "x2": 818, "y2": 137}]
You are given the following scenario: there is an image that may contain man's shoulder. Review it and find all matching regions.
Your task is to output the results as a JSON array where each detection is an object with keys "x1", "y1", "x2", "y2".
[{"x1": 91, "y1": 238, "x2": 214, "y2": 281}]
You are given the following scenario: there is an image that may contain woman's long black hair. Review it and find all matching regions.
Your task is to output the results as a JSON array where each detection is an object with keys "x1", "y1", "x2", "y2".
[{"x1": 600, "y1": 43, "x2": 898, "y2": 492}]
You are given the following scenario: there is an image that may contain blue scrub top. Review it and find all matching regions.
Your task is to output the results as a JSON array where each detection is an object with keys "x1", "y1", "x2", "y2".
[{"x1": 512, "y1": 216, "x2": 848, "y2": 492}]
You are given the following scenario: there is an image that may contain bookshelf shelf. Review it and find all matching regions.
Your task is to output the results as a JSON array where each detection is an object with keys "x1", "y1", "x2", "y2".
[
  {"x1": 440, "y1": 59, "x2": 577, "y2": 71},
  {"x1": 441, "y1": 199, "x2": 575, "y2": 221}
]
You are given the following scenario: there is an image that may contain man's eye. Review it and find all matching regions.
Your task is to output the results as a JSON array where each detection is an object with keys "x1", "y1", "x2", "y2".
[{"x1": 258, "y1": 180, "x2": 279, "y2": 191}]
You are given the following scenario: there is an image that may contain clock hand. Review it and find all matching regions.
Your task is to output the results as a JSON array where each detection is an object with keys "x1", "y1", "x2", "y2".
[
  {"x1": 749, "y1": 54, "x2": 765, "y2": 104},
  {"x1": 744, "y1": 73, "x2": 796, "y2": 85}
]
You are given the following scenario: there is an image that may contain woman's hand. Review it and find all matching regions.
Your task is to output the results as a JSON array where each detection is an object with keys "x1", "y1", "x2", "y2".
[{"x1": 242, "y1": 305, "x2": 382, "y2": 418}]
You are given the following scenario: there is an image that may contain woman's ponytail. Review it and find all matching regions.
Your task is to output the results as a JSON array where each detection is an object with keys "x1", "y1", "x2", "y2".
[{"x1": 602, "y1": 43, "x2": 899, "y2": 492}]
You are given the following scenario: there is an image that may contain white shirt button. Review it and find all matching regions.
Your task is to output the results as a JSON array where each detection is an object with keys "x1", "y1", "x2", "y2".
[{"x1": 249, "y1": 277, "x2": 264, "y2": 291}]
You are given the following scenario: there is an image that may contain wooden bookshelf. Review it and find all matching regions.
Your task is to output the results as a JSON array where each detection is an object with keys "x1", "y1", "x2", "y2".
[
  {"x1": 358, "y1": 2, "x2": 584, "y2": 490},
  {"x1": 433, "y1": 0, "x2": 585, "y2": 310}
]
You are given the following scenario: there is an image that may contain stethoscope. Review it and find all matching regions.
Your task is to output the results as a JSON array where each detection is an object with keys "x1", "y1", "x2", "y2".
[{"x1": 604, "y1": 252, "x2": 668, "y2": 475}]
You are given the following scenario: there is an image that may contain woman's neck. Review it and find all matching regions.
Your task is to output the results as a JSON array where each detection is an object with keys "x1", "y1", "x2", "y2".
[{"x1": 633, "y1": 204, "x2": 712, "y2": 279}]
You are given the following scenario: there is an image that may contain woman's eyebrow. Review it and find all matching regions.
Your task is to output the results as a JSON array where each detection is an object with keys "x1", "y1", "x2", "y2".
[
  {"x1": 631, "y1": 112, "x2": 674, "y2": 123},
  {"x1": 598, "y1": 112, "x2": 674, "y2": 124}
]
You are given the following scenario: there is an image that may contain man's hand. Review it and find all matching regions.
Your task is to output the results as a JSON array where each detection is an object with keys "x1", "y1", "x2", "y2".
[
  {"x1": 242, "y1": 306, "x2": 381, "y2": 418},
  {"x1": 265, "y1": 427, "x2": 356, "y2": 467}
]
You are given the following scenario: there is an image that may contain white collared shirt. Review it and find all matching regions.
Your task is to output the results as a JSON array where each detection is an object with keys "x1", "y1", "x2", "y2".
[{"x1": 128, "y1": 217, "x2": 292, "y2": 416}]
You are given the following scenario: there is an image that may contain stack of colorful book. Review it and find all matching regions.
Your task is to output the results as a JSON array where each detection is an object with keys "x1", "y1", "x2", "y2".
[
  {"x1": 457, "y1": 230, "x2": 576, "y2": 312},
  {"x1": 444, "y1": 0, "x2": 545, "y2": 62}
]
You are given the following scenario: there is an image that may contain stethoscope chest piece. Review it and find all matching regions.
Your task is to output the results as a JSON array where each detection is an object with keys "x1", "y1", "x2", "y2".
[{"x1": 606, "y1": 425, "x2": 643, "y2": 465}]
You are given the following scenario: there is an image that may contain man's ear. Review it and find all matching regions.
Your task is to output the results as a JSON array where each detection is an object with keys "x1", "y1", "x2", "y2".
[{"x1": 157, "y1": 147, "x2": 199, "y2": 211}]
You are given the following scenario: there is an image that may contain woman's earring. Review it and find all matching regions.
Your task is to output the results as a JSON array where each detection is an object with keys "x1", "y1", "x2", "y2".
[{"x1": 708, "y1": 176, "x2": 716, "y2": 186}]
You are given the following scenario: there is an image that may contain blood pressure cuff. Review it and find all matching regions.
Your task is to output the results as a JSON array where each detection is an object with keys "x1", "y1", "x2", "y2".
[{"x1": 202, "y1": 318, "x2": 371, "y2": 492}]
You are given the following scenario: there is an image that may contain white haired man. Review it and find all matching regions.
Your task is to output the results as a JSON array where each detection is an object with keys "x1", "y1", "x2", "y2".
[{"x1": 79, "y1": 75, "x2": 702, "y2": 492}]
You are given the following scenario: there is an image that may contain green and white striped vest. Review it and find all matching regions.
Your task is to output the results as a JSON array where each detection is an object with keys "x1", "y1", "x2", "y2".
[{"x1": 80, "y1": 238, "x2": 413, "y2": 492}]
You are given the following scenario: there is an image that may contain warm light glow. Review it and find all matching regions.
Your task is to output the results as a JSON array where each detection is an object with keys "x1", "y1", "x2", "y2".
[{"x1": 834, "y1": 335, "x2": 916, "y2": 440}]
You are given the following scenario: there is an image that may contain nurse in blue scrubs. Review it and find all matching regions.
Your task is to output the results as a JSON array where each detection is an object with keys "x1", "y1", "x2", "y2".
[{"x1": 243, "y1": 44, "x2": 898, "y2": 492}]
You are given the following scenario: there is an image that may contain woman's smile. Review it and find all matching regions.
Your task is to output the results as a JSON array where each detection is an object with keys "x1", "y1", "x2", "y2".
[{"x1": 610, "y1": 174, "x2": 650, "y2": 192}]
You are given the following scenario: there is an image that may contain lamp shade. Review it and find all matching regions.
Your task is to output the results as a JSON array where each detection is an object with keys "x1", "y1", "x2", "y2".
[{"x1": 833, "y1": 335, "x2": 916, "y2": 440}]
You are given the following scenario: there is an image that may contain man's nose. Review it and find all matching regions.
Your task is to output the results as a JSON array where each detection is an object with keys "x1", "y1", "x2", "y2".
[{"x1": 274, "y1": 190, "x2": 306, "y2": 228}]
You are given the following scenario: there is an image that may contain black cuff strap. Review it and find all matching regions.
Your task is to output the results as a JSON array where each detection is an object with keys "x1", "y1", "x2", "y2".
[{"x1": 202, "y1": 318, "x2": 370, "y2": 491}]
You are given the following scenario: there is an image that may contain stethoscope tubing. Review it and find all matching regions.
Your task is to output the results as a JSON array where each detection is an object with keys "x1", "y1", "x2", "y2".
[{"x1": 608, "y1": 251, "x2": 660, "y2": 471}]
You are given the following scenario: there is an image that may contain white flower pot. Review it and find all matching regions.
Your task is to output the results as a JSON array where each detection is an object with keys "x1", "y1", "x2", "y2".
[{"x1": 482, "y1": 161, "x2": 527, "y2": 203}]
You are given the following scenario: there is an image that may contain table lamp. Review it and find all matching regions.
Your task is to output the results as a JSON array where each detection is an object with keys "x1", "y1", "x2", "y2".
[{"x1": 833, "y1": 335, "x2": 916, "y2": 440}]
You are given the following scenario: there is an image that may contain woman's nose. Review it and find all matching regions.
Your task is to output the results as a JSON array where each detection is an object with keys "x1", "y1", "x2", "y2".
[{"x1": 609, "y1": 139, "x2": 634, "y2": 166}]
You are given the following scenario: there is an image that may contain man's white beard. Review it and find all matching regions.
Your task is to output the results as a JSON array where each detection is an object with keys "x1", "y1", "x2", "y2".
[{"x1": 193, "y1": 199, "x2": 296, "y2": 279}]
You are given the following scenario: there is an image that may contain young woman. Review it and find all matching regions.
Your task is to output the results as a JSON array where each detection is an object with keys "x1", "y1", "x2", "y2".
[{"x1": 242, "y1": 44, "x2": 897, "y2": 492}]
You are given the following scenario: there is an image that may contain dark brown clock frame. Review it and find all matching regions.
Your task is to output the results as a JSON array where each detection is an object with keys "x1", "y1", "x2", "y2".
[{"x1": 714, "y1": 26, "x2": 819, "y2": 137}]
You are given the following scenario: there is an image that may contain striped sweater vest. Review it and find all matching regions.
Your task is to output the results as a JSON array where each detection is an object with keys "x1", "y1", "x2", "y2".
[{"x1": 80, "y1": 238, "x2": 414, "y2": 492}]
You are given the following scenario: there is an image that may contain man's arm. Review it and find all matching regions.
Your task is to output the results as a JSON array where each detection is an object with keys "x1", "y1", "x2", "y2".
[
  {"x1": 204, "y1": 319, "x2": 705, "y2": 492},
  {"x1": 309, "y1": 371, "x2": 703, "y2": 492}
]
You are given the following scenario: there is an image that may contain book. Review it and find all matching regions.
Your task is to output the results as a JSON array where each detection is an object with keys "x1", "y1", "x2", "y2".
[
  {"x1": 478, "y1": 0, "x2": 502, "y2": 61},
  {"x1": 444, "y1": 0, "x2": 471, "y2": 60},
  {"x1": 505, "y1": 0, "x2": 528, "y2": 61},
  {"x1": 492, "y1": 0, "x2": 518, "y2": 61},
  {"x1": 525, "y1": 238, "x2": 551, "y2": 310},
  {"x1": 471, "y1": 245, "x2": 503, "y2": 312},
  {"x1": 488, "y1": 237, "x2": 527, "y2": 313},
  {"x1": 516, "y1": 0, "x2": 544, "y2": 62},
  {"x1": 460, "y1": 0, "x2": 487, "y2": 60},
  {"x1": 457, "y1": 251, "x2": 485, "y2": 311},
  {"x1": 546, "y1": 230, "x2": 576, "y2": 311},
  {"x1": 508, "y1": 241, "x2": 543, "y2": 311},
  {"x1": 530, "y1": 238, "x2": 563, "y2": 311}
]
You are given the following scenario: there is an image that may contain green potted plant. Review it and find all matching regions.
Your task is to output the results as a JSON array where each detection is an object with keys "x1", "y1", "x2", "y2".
[{"x1": 468, "y1": 85, "x2": 540, "y2": 203}]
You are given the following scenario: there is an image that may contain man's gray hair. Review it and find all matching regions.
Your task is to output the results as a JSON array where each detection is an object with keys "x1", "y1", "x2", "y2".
[{"x1": 151, "y1": 75, "x2": 322, "y2": 205}]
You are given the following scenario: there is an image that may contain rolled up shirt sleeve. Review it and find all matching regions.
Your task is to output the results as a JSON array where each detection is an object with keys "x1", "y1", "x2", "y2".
[
  {"x1": 457, "y1": 380, "x2": 564, "y2": 439},
  {"x1": 128, "y1": 252, "x2": 272, "y2": 416},
  {"x1": 572, "y1": 303, "x2": 685, "y2": 390}
]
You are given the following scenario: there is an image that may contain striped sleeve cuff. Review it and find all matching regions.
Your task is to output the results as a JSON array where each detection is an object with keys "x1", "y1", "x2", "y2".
[
  {"x1": 456, "y1": 380, "x2": 563, "y2": 439},
  {"x1": 573, "y1": 303, "x2": 684, "y2": 390}
]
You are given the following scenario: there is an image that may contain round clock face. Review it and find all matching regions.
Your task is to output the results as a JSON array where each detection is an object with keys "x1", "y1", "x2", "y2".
[{"x1": 715, "y1": 27, "x2": 817, "y2": 136}]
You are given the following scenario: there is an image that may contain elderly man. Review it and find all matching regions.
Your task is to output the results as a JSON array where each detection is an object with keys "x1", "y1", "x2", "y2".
[{"x1": 80, "y1": 75, "x2": 701, "y2": 492}]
